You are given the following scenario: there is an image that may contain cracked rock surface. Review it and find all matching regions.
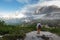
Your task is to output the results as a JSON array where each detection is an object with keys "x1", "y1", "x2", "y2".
[{"x1": 25, "y1": 31, "x2": 60, "y2": 40}]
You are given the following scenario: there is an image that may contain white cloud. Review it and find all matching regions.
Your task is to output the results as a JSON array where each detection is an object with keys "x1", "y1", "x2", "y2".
[
  {"x1": 1, "y1": 0, "x2": 60, "y2": 19},
  {"x1": 39, "y1": 1, "x2": 60, "y2": 7},
  {"x1": 53, "y1": 0, "x2": 60, "y2": 1},
  {"x1": 16, "y1": 0, "x2": 29, "y2": 4},
  {"x1": 15, "y1": 0, "x2": 60, "y2": 18},
  {"x1": 0, "y1": 11, "x2": 25, "y2": 19},
  {"x1": 16, "y1": 0, "x2": 41, "y2": 4}
]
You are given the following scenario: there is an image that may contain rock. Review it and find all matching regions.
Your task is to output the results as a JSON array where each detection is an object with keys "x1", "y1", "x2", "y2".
[{"x1": 24, "y1": 31, "x2": 60, "y2": 40}]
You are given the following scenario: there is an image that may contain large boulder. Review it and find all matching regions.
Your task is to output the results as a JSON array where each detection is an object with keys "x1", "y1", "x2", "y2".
[{"x1": 25, "y1": 31, "x2": 60, "y2": 40}]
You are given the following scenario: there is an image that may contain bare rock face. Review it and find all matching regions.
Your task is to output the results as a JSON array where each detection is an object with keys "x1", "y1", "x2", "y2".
[{"x1": 25, "y1": 31, "x2": 60, "y2": 40}]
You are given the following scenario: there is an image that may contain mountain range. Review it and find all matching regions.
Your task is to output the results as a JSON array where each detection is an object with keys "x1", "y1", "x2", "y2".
[{"x1": 0, "y1": 5, "x2": 60, "y2": 25}]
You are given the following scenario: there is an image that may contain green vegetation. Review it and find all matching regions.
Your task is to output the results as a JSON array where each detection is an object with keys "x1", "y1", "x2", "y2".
[
  {"x1": 41, "y1": 26, "x2": 60, "y2": 36},
  {"x1": 0, "y1": 20, "x2": 60, "y2": 40}
]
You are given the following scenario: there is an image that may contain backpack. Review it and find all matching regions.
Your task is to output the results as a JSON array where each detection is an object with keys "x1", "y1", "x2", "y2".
[{"x1": 38, "y1": 24, "x2": 41, "y2": 29}]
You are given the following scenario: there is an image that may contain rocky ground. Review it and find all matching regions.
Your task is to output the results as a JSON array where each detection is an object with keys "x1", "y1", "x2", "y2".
[{"x1": 25, "y1": 31, "x2": 60, "y2": 40}]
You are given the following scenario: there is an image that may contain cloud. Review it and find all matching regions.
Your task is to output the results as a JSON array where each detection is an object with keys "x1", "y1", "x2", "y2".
[
  {"x1": 39, "y1": 1, "x2": 60, "y2": 7},
  {"x1": 2, "y1": 0, "x2": 60, "y2": 20},
  {"x1": 16, "y1": 0, "x2": 41, "y2": 4},
  {"x1": 16, "y1": 0, "x2": 29, "y2": 4},
  {"x1": 0, "y1": 12, "x2": 25, "y2": 20},
  {"x1": 15, "y1": 0, "x2": 45, "y2": 15},
  {"x1": 3, "y1": 0, "x2": 60, "y2": 15},
  {"x1": 15, "y1": 0, "x2": 60, "y2": 17},
  {"x1": 53, "y1": 0, "x2": 60, "y2": 1}
]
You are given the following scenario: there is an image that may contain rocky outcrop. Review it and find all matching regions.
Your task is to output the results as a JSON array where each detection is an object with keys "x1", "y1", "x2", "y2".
[{"x1": 25, "y1": 31, "x2": 60, "y2": 40}]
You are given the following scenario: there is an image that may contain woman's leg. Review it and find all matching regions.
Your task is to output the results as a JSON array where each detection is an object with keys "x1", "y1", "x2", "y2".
[{"x1": 37, "y1": 29, "x2": 41, "y2": 34}]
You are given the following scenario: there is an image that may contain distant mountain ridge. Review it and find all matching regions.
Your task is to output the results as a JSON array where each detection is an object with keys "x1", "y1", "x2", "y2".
[
  {"x1": 37, "y1": 5, "x2": 60, "y2": 20},
  {"x1": 0, "y1": 5, "x2": 60, "y2": 25}
]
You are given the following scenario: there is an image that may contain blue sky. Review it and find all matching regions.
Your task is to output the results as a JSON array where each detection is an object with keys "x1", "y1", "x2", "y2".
[
  {"x1": 0, "y1": 0, "x2": 59, "y2": 15},
  {"x1": 0, "y1": 0, "x2": 60, "y2": 19},
  {"x1": 0, "y1": 0, "x2": 25, "y2": 13},
  {"x1": 0, "y1": 0, "x2": 40, "y2": 14}
]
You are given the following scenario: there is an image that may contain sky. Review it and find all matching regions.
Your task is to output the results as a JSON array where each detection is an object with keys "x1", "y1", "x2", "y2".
[
  {"x1": 0, "y1": 0, "x2": 60, "y2": 18},
  {"x1": 0, "y1": 0, "x2": 46, "y2": 18},
  {"x1": 0, "y1": 0, "x2": 40, "y2": 14}
]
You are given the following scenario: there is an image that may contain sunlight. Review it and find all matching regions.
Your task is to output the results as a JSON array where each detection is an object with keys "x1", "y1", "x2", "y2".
[
  {"x1": 14, "y1": 13, "x2": 25, "y2": 18},
  {"x1": 1, "y1": 13, "x2": 25, "y2": 20}
]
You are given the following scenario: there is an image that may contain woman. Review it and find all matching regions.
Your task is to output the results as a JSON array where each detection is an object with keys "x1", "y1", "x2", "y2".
[{"x1": 36, "y1": 23, "x2": 41, "y2": 34}]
